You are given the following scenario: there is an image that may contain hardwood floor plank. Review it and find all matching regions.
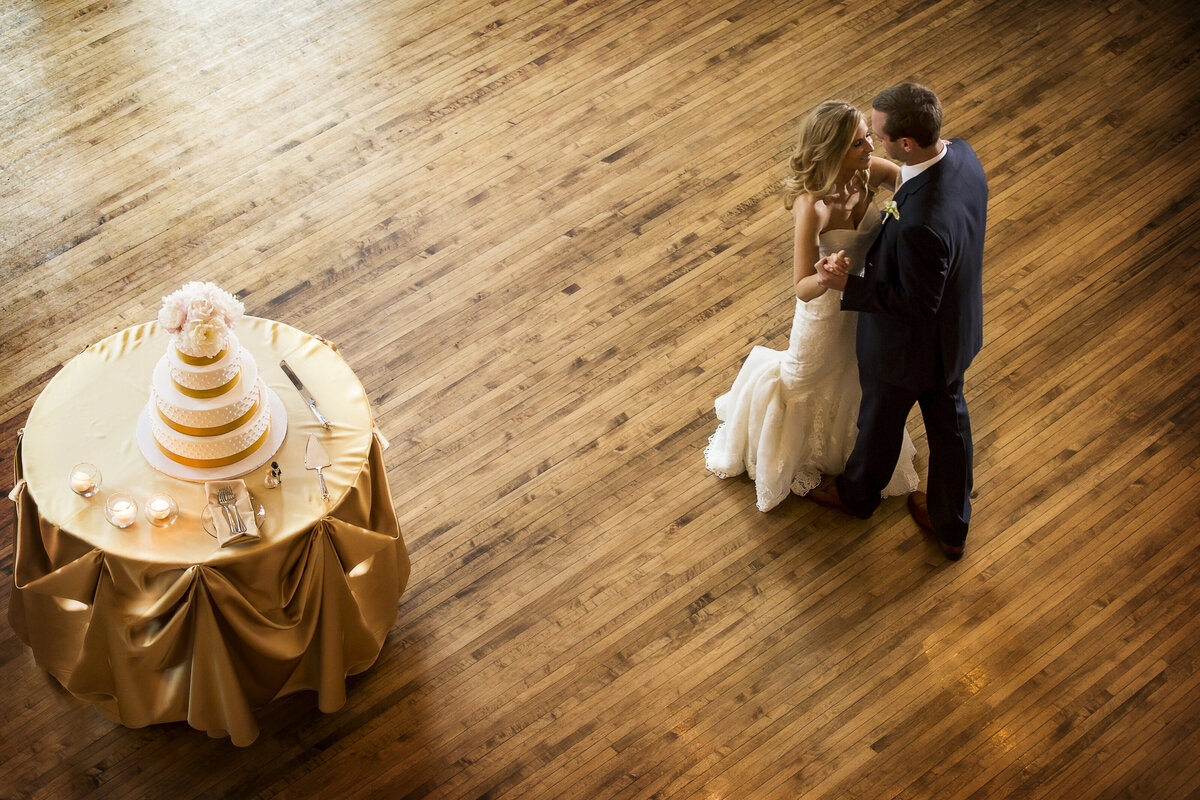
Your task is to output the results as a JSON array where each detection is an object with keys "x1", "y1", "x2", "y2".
[{"x1": 3, "y1": 1, "x2": 1199, "y2": 798}]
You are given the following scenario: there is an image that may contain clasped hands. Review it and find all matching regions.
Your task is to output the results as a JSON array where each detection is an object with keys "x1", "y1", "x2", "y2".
[{"x1": 815, "y1": 250, "x2": 850, "y2": 291}]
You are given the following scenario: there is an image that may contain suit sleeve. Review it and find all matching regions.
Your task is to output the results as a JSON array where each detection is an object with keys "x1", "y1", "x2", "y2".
[{"x1": 843, "y1": 223, "x2": 949, "y2": 318}]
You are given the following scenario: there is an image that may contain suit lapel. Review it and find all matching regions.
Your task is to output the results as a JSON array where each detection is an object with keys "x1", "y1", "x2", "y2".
[
  {"x1": 865, "y1": 146, "x2": 952, "y2": 267},
  {"x1": 865, "y1": 205, "x2": 890, "y2": 263}
]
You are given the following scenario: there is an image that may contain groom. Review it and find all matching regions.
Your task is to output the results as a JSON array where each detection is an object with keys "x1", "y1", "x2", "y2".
[{"x1": 811, "y1": 83, "x2": 988, "y2": 560}]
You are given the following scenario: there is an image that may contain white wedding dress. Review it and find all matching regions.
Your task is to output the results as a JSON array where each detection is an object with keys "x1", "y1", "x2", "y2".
[{"x1": 705, "y1": 206, "x2": 919, "y2": 512}]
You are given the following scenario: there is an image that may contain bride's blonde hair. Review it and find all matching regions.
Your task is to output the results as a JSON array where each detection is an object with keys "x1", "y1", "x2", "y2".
[{"x1": 782, "y1": 100, "x2": 867, "y2": 210}]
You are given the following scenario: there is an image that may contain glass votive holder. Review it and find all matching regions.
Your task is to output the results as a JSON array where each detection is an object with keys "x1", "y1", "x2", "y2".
[
  {"x1": 69, "y1": 463, "x2": 102, "y2": 498},
  {"x1": 105, "y1": 493, "x2": 138, "y2": 529},
  {"x1": 144, "y1": 493, "x2": 178, "y2": 528}
]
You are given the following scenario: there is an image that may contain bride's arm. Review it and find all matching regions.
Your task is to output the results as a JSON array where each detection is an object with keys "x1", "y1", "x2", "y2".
[
  {"x1": 793, "y1": 197, "x2": 828, "y2": 301},
  {"x1": 868, "y1": 156, "x2": 900, "y2": 193}
]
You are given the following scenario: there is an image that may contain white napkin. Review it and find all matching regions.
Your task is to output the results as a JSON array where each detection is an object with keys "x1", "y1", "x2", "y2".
[{"x1": 204, "y1": 480, "x2": 259, "y2": 547}]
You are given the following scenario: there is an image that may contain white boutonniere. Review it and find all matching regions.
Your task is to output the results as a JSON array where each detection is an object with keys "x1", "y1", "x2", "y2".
[{"x1": 883, "y1": 200, "x2": 900, "y2": 223}]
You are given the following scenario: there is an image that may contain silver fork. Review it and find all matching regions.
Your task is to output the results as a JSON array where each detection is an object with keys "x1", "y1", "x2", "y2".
[{"x1": 217, "y1": 486, "x2": 245, "y2": 533}]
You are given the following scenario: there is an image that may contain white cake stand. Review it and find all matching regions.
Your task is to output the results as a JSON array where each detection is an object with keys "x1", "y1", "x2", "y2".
[{"x1": 136, "y1": 388, "x2": 288, "y2": 482}]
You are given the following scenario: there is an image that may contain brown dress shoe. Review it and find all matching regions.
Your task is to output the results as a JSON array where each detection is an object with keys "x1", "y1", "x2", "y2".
[
  {"x1": 808, "y1": 474, "x2": 854, "y2": 515},
  {"x1": 908, "y1": 491, "x2": 964, "y2": 561}
]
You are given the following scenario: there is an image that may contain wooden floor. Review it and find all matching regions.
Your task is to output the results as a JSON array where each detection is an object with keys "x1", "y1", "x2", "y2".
[{"x1": 2, "y1": 0, "x2": 1199, "y2": 797}]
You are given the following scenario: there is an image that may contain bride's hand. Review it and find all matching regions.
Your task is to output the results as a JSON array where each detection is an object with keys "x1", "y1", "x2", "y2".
[
  {"x1": 815, "y1": 251, "x2": 850, "y2": 290},
  {"x1": 816, "y1": 251, "x2": 849, "y2": 277}
]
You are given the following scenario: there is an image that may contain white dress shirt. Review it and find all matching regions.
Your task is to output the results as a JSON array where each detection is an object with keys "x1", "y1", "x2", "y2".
[{"x1": 898, "y1": 140, "x2": 949, "y2": 188}]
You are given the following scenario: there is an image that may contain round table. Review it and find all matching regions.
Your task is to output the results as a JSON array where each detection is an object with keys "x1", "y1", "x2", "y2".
[{"x1": 8, "y1": 317, "x2": 411, "y2": 745}]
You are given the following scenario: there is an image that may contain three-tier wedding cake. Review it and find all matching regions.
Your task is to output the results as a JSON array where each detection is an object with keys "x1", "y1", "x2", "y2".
[{"x1": 137, "y1": 282, "x2": 286, "y2": 479}]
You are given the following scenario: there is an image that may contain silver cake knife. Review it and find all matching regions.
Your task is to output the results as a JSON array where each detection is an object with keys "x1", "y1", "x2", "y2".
[{"x1": 280, "y1": 360, "x2": 332, "y2": 429}]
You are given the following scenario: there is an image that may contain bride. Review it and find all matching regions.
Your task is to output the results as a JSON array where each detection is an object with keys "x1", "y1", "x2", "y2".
[{"x1": 705, "y1": 99, "x2": 919, "y2": 512}]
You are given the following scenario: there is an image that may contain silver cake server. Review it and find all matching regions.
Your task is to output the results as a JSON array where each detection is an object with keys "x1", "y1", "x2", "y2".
[{"x1": 305, "y1": 434, "x2": 331, "y2": 502}]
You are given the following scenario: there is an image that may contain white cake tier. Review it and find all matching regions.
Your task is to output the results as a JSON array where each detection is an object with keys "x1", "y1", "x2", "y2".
[
  {"x1": 153, "y1": 346, "x2": 259, "y2": 430},
  {"x1": 137, "y1": 387, "x2": 287, "y2": 481},
  {"x1": 168, "y1": 332, "x2": 240, "y2": 391},
  {"x1": 148, "y1": 377, "x2": 273, "y2": 467}
]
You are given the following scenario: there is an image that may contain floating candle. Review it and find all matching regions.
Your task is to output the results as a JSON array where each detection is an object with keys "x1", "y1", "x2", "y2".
[
  {"x1": 145, "y1": 494, "x2": 178, "y2": 527},
  {"x1": 105, "y1": 494, "x2": 137, "y2": 528},
  {"x1": 69, "y1": 463, "x2": 101, "y2": 497},
  {"x1": 111, "y1": 500, "x2": 136, "y2": 526},
  {"x1": 147, "y1": 497, "x2": 171, "y2": 520},
  {"x1": 71, "y1": 471, "x2": 93, "y2": 493}
]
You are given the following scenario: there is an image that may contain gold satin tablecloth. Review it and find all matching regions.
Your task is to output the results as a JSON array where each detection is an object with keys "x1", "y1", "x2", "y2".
[{"x1": 8, "y1": 317, "x2": 410, "y2": 746}]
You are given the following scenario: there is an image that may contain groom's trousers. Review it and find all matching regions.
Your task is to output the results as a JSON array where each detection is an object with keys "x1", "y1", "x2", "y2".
[{"x1": 837, "y1": 372, "x2": 973, "y2": 547}]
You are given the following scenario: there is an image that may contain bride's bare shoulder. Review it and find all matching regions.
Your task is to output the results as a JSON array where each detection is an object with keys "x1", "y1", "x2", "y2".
[{"x1": 792, "y1": 193, "x2": 830, "y2": 228}]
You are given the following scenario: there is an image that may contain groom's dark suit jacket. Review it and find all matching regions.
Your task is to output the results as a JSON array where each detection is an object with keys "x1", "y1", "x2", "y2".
[{"x1": 843, "y1": 139, "x2": 988, "y2": 388}]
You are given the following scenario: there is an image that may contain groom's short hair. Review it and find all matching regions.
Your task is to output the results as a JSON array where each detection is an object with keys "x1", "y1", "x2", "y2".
[{"x1": 872, "y1": 83, "x2": 942, "y2": 147}]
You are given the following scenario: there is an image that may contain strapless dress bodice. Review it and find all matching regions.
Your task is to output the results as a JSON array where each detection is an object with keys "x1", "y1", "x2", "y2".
[
  {"x1": 817, "y1": 204, "x2": 882, "y2": 277},
  {"x1": 802, "y1": 205, "x2": 883, "y2": 317}
]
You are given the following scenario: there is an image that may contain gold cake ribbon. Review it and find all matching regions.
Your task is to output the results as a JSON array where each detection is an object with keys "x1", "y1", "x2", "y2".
[
  {"x1": 158, "y1": 397, "x2": 261, "y2": 436},
  {"x1": 154, "y1": 423, "x2": 270, "y2": 468},
  {"x1": 173, "y1": 370, "x2": 241, "y2": 398},
  {"x1": 176, "y1": 348, "x2": 227, "y2": 366}
]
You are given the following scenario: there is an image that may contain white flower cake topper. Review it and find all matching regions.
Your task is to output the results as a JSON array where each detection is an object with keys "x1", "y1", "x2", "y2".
[
  {"x1": 883, "y1": 200, "x2": 900, "y2": 222},
  {"x1": 157, "y1": 281, "x2": 244, "y2": 357}
]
